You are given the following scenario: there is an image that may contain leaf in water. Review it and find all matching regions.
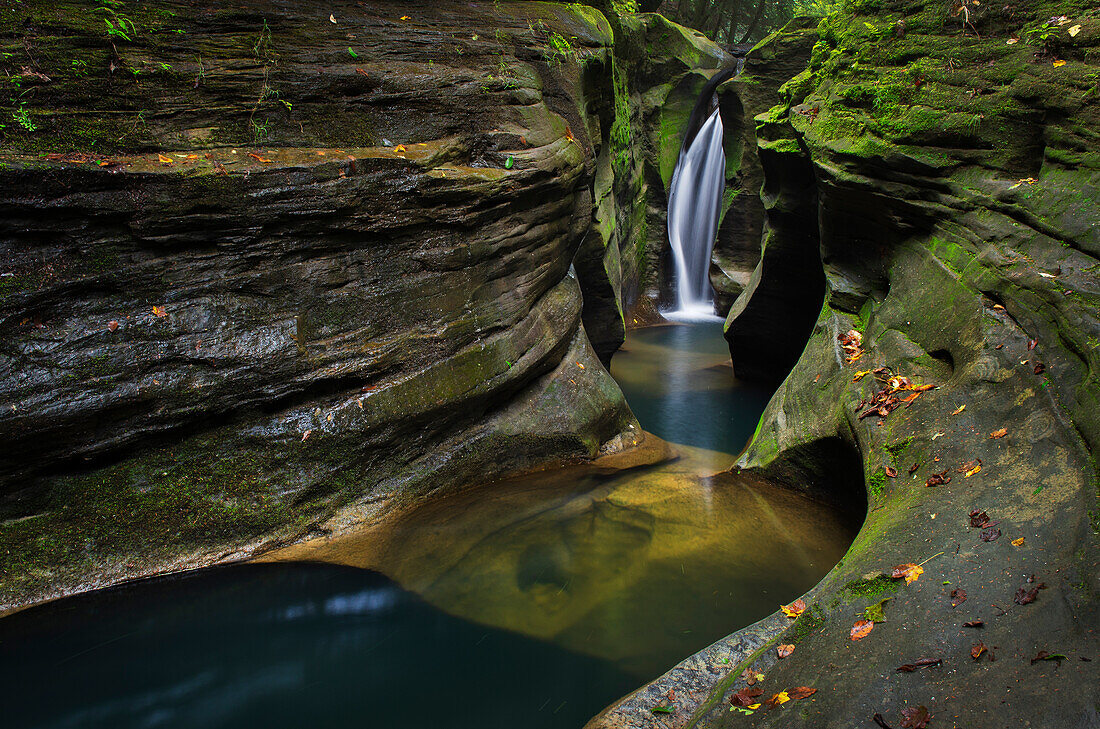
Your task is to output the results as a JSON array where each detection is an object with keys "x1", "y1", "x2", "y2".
[
  {"x1": 900, "y1": 705, "x2": 932, "y2": 728},
  {"x1": 896, "y1": 658, "x2": 942, "y2": 672},
  {"x1": 864, "y1": 597, "x2": 892, "y2": 623},
  {"x1": 301, "y1": 429, "x2": 312, "y2": 441},
  {"x1": 971, "y1": 641, "x2": 987, "y2": 659},
  {"x1": 963, "y1": 619, "x2": 984, "y2": 628},
  {"x1": 850, "y1": 619, "x2": 874, "y2": 641},
  {"x1": 964, "y1": 462, "x2": 982, "y2": 478},
  {"x1": 990, "y1": 428, "x2": 1007, "y2": 439},
  {"x1": 788, "y1": 687, "x2": 817, "y2": 701},
  {"x1": 776, "y1": 644, "x2": 794, "y2": 659},
  {"x1": 853, "y1": 369, "x2": 872, "y2": 381},
  {"x1": 950, "y1": 588, "x2": 967, "y2": 607},
  {"x1": 892, "y1": 564, "x2": 924, "y2": 584},
  {"x1": 781, "y1": 598, "x2": 806, "y2": 618},
  {"x1": 329, "y1": 14, "x2": 336, "y2": 23}
]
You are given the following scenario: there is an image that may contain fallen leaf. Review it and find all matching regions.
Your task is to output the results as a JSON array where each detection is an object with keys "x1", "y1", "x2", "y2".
[
  {"x1": 909, "y1": 384, "x2": 936, "y2": 392},
  {"x1": 1027, "y1": 339, "x2": 1038, "y2": 350},
  {"x1": 301, "y1": 429, "x2": 312, "y2": 441},
  {"x1": 951, "y1": 588, "x2": 967, "y2": 607},
  {"x1": 1006, "y1": 36, "x2": 1019, "y2": 44},
  {"x1": 963, "y1": 619, "x2": 984, "y2": 628},
  {"x1": 980, "y1": 527, "x2": 1001, "y2": 542},
  {"x1": 971, "y1": 641, "x2": 987, "y2": 659},
  {"x1": 394, "y1": 144, "x2": 407, "y2": 153},
  {"x1": 399, "y1": 15, "x2": 410, "y2": 20},
  {"x1": 787, "y1": 687, "x2": 817, "y2": 701},
  {"x1": 152, "y1": 305, "x2": 167, "y2": 318},
  {"x1": 1014, "y1": 586, "x2": 1039, "y2": 605},
  {"x1": 853, "y1": 369, "x2": 872, "y2": 381},
  {"x1": 892, "y1": 563, "x2": 924, "y2": 584},
  {"x1": 780, "y1": 598, "x2": 806, "y2": 618},
  {"x1": 900, "y1": 705, "x2": 932, "y2": 729},
  {"x1": 850, "y1": 619, "x2": 874, "y2": 641},
  {"x1": 901, "y1": 392, "x2": 921, "y2": 405},
  {"x1": 730, "y1": 687, "x2": 763, "y2": 707},
  {"x1": 951, "y1": 404, "x2": 966, "y2": 415},
  {"x1": 864, "y1": 597, "x2": 892, "y2": 623},
  {"x1": 1068, "y1": 24, "x2": 1081, "y2": 37},
  {"x1": 764, "y1": 691, "x2": 790, "y2": 707},
  {"x1": 740, "y1": 668, "x2": 764, "y2": 686},
  {"x1": 776, "y1": 644, "x2": 795, "y2": 659},
  {"x1": 925, "y1": 470, "x2": 951, "y2": 487},
  {"x1": 990, "y1": 428, "x2": 1007, "y2": 439},
  {"x1": 107, "y1": 320, "x2": 119, "y2": 331},
  {"x1": 1031, "y1": 650, "x2": 1066, "y2": 664},
  {"x1": 650, "y1": 705, "x2": 673, "y2": 714},
  {"x1": 931, "y1": 432, "x2": 945, "y2": 440},
  {"x1": 248, "y1": 152, "x2": 272, "y2": 163},
  {"x1": 1008, "y1": 536, "x2": 1025, "y2": 547},
  {"x1": 1034, "y1": 363, "x2": 1045, "y2": 374},
  {"x1": 874, "y1": 713, "x2": 895, "y2": 729},
  {"x1": 896, "y1": 658, "x2": 942, "y2": 672},
  {"x1": 158, "y1": 154, "x2": 174, "y2": 164},
  {"x1": 969, "y1": 509, "x2": 991, "y2": 528},
  {"x1": 908, "y1": 462, "x2": 920, "y2": 474},
  {"x1": 1053, "y1": 59, "x2": 1066, "y2": 67},
  {"x1": 329, "y1": 13, "x2": 337, "y2": 22},
  {"x1": 885, "y1": 466, "x2": 898, "y2": 478},
  {"x1": 964, "y1": 463, "x2": 982, "y2": 478}
]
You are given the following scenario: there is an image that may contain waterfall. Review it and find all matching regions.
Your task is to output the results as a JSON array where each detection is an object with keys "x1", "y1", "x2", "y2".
[{"x1": 665, "y1": 107, "x2": 726, "y2": 321}]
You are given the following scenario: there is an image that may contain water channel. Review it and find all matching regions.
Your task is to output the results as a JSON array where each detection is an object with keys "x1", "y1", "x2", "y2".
[{"x1": 0, "y1": 322, "x2": 859, "y2": 729}]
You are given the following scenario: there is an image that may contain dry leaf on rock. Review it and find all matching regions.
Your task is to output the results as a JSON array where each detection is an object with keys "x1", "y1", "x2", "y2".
[
  {"x1": 892, "y1": 564, "x2": 924, "y2": 584},
  {"x1": 781, "y1": 598, "x2": 806, "y2": 618},
  {"x1": 850, "y1": 619, "x2": 874, "y2": 641},
  {"x1": 776, "y1": 644, "x2": 795, "y2": 659},
  {"x1": 900, "y1": 705, "x2": 932, "y2": 728}
]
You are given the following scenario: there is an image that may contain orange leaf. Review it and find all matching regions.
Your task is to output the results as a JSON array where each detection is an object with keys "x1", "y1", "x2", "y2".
[
  {"x1": 158, "y1": 154, "x2": 173, "y2": 164},
  {"x1": 249, "y1": 152, "x2": 272, "y2": 163},
  {"x1": 301, "y1": 429, "x2": 312, "y2": 441},
  {"x1": 971, "y1": 641, "x2": 987, "y2": 659},
  {"x1": 152, "y1": 305, "x2": 167, "y2": 318},
  {"x1": 788, "y1": 687, "x2": 817, "y2": 701},
  {"x1": 909, "y1": 384, "x2": 936, "y2": 392},
  {"x1": 764, "y1": 691, "x2": 790, "y2": 707},
  {"x1": 107, "y1": 320, "x2": 119, "y2": 332},
  {"x1": 780, "y1": 598, "x2": 806, "y2": 618},
  {"x1": 990, "y1": 428, "x2": 1007, "y2": 438},
  {"x1": 850, "y1": 619, "x2": 874, "y2": 641},
  {"x1": 394, "y1": 144, "x2": 407, "y2": 153},
  {"x1": 776, "y1": 644, "x2": 795, "y2": 659},
  {"x1": 891, "y1": 563, "x2": 924, "y2": 584},
  {"x1": 951, "y1": 404, "x2": 966, "y2": 415},
  {"x1": 1011, "y1": 537, "x2": 1025, "y2": 547},
  {"x1": 964, "y1": 463, "x2": 982, "y2": 478},
  {"x1": 1052, "y1": 59, "x2": 1066, "y2": 67}
]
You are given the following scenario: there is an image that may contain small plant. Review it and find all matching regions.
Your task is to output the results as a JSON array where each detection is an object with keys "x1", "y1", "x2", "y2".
[
  {"x1": 12, "y1": 104, "x2": 36, "y2": 132},
  {"x1": 545, "y1": 31, "x2": 576, "y2": 65}
]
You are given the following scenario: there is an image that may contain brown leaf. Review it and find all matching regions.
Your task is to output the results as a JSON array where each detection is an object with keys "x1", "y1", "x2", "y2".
[
  {"x1": 107, "y1": 320, "x2": 119, "y2": 332},
  {"x1": 1034, "y1": 362, "x2": 1045, "y2": 374},
  {"x1": 850, "y1": 619, "x2": 874, "y2": 641},
  {"x1": 885, "y1": 466, "x2": 898, "y2": 478},
  {"x1": 301, "y1": 429, "x2": 312, "y2": 441},
  {"x1": 1014, "y1": 587, "x2": 1039, "y2": 605},
  {"x1": 1027, "y1": 339, "x2": 1038, "y2": 350},
  {"x1": 900, "y1": 705, "x2": 932, "y2": 729},
  {"x1": 1030, "y1": 650, "x2": 1066, "y2": 664},
  {"x1": 971, "y1": 641, "x2": 987, "y2": 659},
  {"x1": 740, "y1": 668, "x2": 764, "y2": 686},
  {"x1": 730, "y1": 686, "x2": 763, "y2": 707},
  {"x1": 969, "y1": 510, "x2": 990, "y2": 528},
  {"x1": 152, "y1": 305, "x2": 168, "y2": 318},
  {"x1": 787, "y1": 686, "x2": 817, "y2": 701},
  {"x1": 963, "y1": 619, "x2": 984, "y2": 628},
  {"x1": 951, "y1": 404, "x2": 966, "y2": 415},
  {"x1": 909, "y1": 384, "x2": 936, "y2": 392},
  {"x1": 896, "y1": 658, "x2": 942, "y2": 672},
  {"x1": 1011, "y1": 536, "x2": 1025, "y2": 547},
  {"x1": 925, "y1": 470, "x2": 951, "y2": 487},
  {"x1": 990, "y1": 428, "x2": 1007, "y2": 439},
  {"x1": 951, "y1": 588, "x2": 967, "y2": 607},
  {"x1": 776, "y1": 644, "x2": 795, "y2": 659},
  {"x1": 980, "y1": 527, "x2": 1001, "y2": 542}
]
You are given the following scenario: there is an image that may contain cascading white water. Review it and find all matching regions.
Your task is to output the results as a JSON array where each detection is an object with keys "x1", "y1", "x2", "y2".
[{"x1": 665, "y1": 107, "x2": 726, "y2": 322}]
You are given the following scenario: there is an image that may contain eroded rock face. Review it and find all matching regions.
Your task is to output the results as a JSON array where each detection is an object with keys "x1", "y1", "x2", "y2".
[
  {"x1": 596, "y1": 3, "x2": 1100, "y2": 728},
  {"x1": 0, "y1": 1, "x2": 722, "y2": 610}
]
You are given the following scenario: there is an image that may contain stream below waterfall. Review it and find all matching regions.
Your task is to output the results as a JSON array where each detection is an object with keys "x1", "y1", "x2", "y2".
[{"x1": 0, "y1": 322, "x2": 859, "y2": 729}]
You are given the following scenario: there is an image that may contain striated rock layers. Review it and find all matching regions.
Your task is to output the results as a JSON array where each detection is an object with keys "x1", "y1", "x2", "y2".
[
  {"x1": 0, "y1": 1, "x2": 729, "y2": 610},
  {"x1": 594, "y1": 1, "x2": 1100, "y2": 727}
]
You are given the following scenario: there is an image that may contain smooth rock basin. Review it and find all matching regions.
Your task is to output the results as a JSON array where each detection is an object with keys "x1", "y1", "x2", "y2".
[{"x1": 0, "y1": 323, "x2": 860, "y2": 727}]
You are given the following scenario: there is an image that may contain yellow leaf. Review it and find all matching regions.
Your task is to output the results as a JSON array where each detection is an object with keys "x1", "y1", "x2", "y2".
[
  {"x1": 951, "y1": 404, "x2": 966, "y2": 415},
  {"x1": 771, "y1": 692, "x2": 790, "y2": 705},
  {"x1": 1006, "y1": 37, "x2": 1018, "y2": 45},
  {"x1": 1012, "y1": 537, "x2": 1025, "y2": 547},
  {"x1": 1069, "y1": 25, "x2": 1081, "y2": 37},
  {"x1": 329, "y1": 13, "x2": 337, "y2": 23},
  {"x1": 853, "y1": 369, "x2": 872, "y2": 381},
  {"x1": 892, "y1": 563, "x2": 924, "y2": 584},
  {"x1": 400, "y1": 15, "x2": 410, "y2": 20},
  {"x1": 152, "y1": 305, "x2": 167, "y2": 318},
  {"x1": 748, "y1": 704, "x2": 761, "y2": 710},
  {"x1": 394, "y1": 144, "x2": 407, "y2": 153},
  {"x1": 158, "y1": 154, "x2": 173, "y2": 164},
  {"x1": 780, "y1": 598, "x2": 806, "y2": 618},
  {"x1": 965, "y1": 463, "x2": 982, "y2": 478},
  {"x1": 1053, "y1": 59, "x2": 1067, "y2": 67}
]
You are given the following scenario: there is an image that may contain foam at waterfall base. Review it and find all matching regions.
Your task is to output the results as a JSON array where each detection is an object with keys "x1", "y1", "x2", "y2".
[{"x1": 662, "y1": 303, "x2": 724, "y2": 323}]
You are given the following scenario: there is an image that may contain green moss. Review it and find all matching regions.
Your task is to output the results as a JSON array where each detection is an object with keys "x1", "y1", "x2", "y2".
[
  {"x1": 786, "y1": 601, "x2": 826, "y2": 643},
  {"x1": 844, "y1": 574, "x2": 900, "y2": 599},
  {"x1": 867, "y1": 467, "x2": 887, "y2": 498},
  {"x1": 885, "y1": 436, "x2": 913, "y2": 460}
]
